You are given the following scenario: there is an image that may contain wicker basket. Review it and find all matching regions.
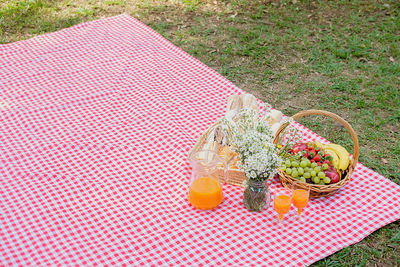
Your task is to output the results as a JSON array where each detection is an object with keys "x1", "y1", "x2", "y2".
[
  {"x1": 273, "y1": 109, "x2": 359, "y2": 198},
  {"x1": 188, "y1": 120, "x2": 246, "y2": 186},
  {"x1": 189, "y1": 109, "x2": 359, "y2": 197}
]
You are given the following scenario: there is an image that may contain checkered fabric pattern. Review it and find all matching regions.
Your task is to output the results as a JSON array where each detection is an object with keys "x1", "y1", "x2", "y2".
[{"x1": 1, "y1": 14, "x2": 399, "y2": 266}]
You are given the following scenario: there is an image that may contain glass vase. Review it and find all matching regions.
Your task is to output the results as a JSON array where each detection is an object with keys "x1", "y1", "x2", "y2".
[{"x1": 243, "y1": 179, "x2": 270, "y2": 212}]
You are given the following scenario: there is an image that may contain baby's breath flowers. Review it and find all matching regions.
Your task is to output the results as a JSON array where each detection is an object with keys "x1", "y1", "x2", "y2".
[
  {"x1": 221, "y1": 106, "x2": 282, "y2": 211},
  {"x1": 221, "y1": 107, "x2": 282, "y2": 181}
]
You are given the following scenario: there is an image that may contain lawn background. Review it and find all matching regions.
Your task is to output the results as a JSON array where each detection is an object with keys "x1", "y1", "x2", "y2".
[{"x1": 1, "y1": 0, "x2": 399, "y2": 265}]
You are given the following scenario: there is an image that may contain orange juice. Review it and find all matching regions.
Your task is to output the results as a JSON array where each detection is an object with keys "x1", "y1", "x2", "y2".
[
  {"x1": 274, "y1": 195, "x2": 291, "y2": 221},
  {"x1": 292, "y1": 189, "x2": 309, "y2": 215},
  {"x1": 188, "y1": 177, "x2": 223, "y2": 210}
]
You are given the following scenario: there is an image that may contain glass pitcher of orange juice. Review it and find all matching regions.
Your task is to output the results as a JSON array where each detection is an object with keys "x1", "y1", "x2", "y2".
[{"x1": 188, "y1": 150, "x2": 226, "y2": 210}]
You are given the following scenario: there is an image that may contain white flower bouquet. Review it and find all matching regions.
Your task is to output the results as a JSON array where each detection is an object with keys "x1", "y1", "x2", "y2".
[
  {"x1": 221, "y1": 106, "x2": 283, "y2": 211},
  {"x1": 221, "y1": 107, "x2": 282, "y2": 182}
]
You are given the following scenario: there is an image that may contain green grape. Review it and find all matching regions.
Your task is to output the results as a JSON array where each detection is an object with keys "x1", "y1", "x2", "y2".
[
  {"x1": 322, "y1": 163, "x2": 329, "y2": 170},
  {"x1": 311, "y1": 162, "x2": 318, "y2": 168},
  {"x1": 313, "y1": 177, "x2": 320, "y2": 184},
  {"x1": 305, "y1": 167, "x2": 312, "y2": 173},
  {"x1": 306, "y1": 159, "x2": 311, "y2": 167},
  {"x1": 319, "y1": 180, "x2": 325, "y2": 185},
  {"x1": 298, "y1": 167, "x2": 304, "y2": 175},
  {"x1": 310, "y1": 170, "x2": 317, "y2": 177},
  {"x1": 300, "y1": 161, "x2": 307, "y2": 168},
  {"x1": 303, "y1": 172, "x2": 311, "y2": 179},
  {"x1": 323, "y1": 177, "x2": 331, "y2": 184},
  {"x1": 281, "y1": 165, "x2": 287, "y2": 171},
  {"x1": 318, "y1": 172, "x2": 326, "y2": 179},
  {"x1": 314, "y1": 166, "x2": 321, "y2": 173},
  {"x1": 292, "y1": 170, "x2": 299, "y2": 178},
  {"x1": 299, "y1": 177, "x2": 306, "y2": 183},
  {"x1": 285, "y1": 160, "x2": 291, "y2": 168},
  {"x1": 286, "y1": 168, "x2": 292, "y2": 175},
  {"x1": 291, "y1": 161, "x2": 299, "y2": 167}
]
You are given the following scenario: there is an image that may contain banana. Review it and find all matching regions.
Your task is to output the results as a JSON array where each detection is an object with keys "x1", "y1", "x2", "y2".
[
  {"x1": 322, "y1": 147, "x2": 340, "y2": 170},
  {"x1": 324, "y1": 144, "x2": 350, "y2": 171}
]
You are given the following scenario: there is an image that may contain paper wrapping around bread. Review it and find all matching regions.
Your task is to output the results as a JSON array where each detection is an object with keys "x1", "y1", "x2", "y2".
[
  {"x1": 226, "y1": 95, "x2": 242, "y2": 114},
  {"x1": 196, "y1": 140, "x2": 218, "y2": 162},
  {"x1": 222, "y1": 93, "x2": 285, "y2": 169},
  {"x1": 226, "y1": 93, "x2": 260, "y2": 121},
  {"x1": 265, "y1": 110, "x2": 283, "y2": 126},
  {"x1": 270, "y1": 122, "x2": 281, "y2": 136},
  {"x1": 218, "y1": 146, "x2": 235, "y2": 162},
  {"x1": 218, "y1": 146, "x2": 239, "y2": 169},
  {"x1": 230, "y1": 155, "x2": 239, "y2": 169},
  {"x1": 241, "y1": 94, "x2": 259, "y2": 113}
]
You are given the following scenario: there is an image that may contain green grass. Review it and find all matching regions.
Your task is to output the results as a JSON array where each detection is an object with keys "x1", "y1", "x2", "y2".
[{"x1": 1, "y1": 0, "x2": 399, "y2": 265}]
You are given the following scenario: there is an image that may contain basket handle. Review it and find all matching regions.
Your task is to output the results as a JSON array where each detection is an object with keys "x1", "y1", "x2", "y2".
[{"x1": 273, "y1": 109, "x2": 359, "y2": 168}]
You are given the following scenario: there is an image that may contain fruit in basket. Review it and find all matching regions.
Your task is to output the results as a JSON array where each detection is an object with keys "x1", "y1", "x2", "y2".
[
  {"x1": 292, "y1": 143, "x2": 308, "y2": 154},
  {"x1": 309, "y1": 142, "x2": 350, "y2": 172},
  {"x1": 324, "y1": 168, "x2": 340, "y2": 183},
  {"x1": 323, "y1": 177, "x2": 331, "y2": 184},
  {"x1": 322, "y1": 147, "x2": 340, "y2": 169},
  {"x1": 300, "y1": 160, "x2": 307, "y2": 168},
  {"x1": 313, "y1": 154, "x2": 321, "y2": 162},
  {"x1": 281, "y1": 140, "x2": 350, "y2": 185},
  {"x1": 311, "y1": 162, "x2": 318, "y2": 168},
  {"x1": 324, "y1": 144, "x2": 350, "y2": 171}
]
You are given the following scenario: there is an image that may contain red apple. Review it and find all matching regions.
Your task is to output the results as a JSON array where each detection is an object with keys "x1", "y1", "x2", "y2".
[{"x1": 325, "y1": 168, "x2": 340, "y2": 183}]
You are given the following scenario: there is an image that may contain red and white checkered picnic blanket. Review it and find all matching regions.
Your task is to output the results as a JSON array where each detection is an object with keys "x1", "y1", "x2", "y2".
[{"x1": 1, "y1": 14, "x2": 399, "y2": 266}]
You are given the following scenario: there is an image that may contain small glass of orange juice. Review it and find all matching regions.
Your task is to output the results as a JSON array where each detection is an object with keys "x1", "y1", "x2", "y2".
[
  {"x1": 292, "y1": 182, "x2": 310, "y2": 217},
  {"x1": 188, "y1": 150, "x2": 226, "y2": 210},
  {"x1": 273, "y1": 188, "x2": 292, "y2": 223}
]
